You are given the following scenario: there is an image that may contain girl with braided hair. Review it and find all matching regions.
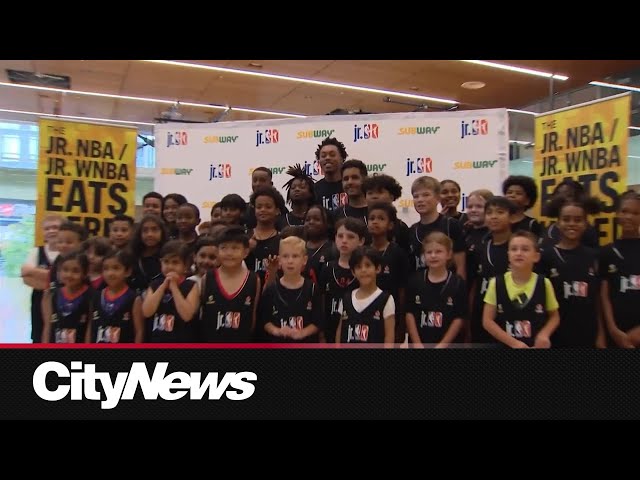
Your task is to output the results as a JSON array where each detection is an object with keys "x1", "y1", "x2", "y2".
[{"x1": 278, "y1": 163, "x2": 316, "y2": 229}]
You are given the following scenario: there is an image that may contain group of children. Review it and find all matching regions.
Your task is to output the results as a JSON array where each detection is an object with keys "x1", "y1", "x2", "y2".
[{"x1": 19, "y1": 136, "x2": 640, "y2": 348}]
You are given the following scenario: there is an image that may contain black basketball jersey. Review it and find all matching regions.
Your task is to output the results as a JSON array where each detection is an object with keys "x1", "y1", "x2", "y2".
[
  {"x1": 200, "y1": 269, "x2": 258, "y2": 343},
  {"x1": 599, "y1": 239, "x2": 640, "y2": 332},
  {"x1": 408, "y1": 270, "x2": 467, "y2": 344},
  {"x1": 541, "y1": 245, "x2": 599, "y2": 347},
  {"x1": 464, "y1": 226, "x2": 489, "y2": 285},
  {"x1": 148, "y1": 277, "x2": 197, "y2": 343},
  {"x1": 471, "y1": 238, "x2": 510, "y2": 343},
  {"x1": 320, "y1": 260, "x2": 359, "y2": 342},
  {"x1": 262, "y1": 279, "x2": 319, "y2": 343},
  {"x1": 277, "y1": 212, "x2": 306, "y2": 229},
  {"x1": 304, "y1": 240, "x2": 336, "y2": 285},
  {"x1": 92, "y1": 287, "x2": 137, "y2": 343},
  {"x1": 246, "y1": 234, "x2": 281, "y2": 284},
  {"x1": 494, "y1": 273, "x2": 547, "y2": 348},
  {"x1": 31, "y1": 246, "x2": 54, "y2": 343},
  {"x1": 408, "y1": 215, "x2": 465, "y2": 271},
  {"x1": 129, "y1": 254, "x2": 162, "y2": 296},
  {"x1": 340, "y1": 290, "x2": 390, "y2": 344},
  {"x1": 50, "y1": 285, "x2": 92, "y2": 343}
]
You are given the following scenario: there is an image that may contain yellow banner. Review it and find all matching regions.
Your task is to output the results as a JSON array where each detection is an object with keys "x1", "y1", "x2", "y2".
[
  {"x1": 534, "y1": 93, "x2": 630, "y2": 245},
  {"x1": 36, "y1": 119, "x2": 137, "y2": 245}
]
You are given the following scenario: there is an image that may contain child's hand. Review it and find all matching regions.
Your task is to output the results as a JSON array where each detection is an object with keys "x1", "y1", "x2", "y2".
[
  {"x1": 279, "y1": 326, "x2": 293, "y2": 338},
  {"x1": 249, "y1": 234, "x2": 257, "y2": 251},
  {"x1": 612, "y1": 329, "x2": 634, "y2": 349},
  {"x1": 265, "y1": 255, "x2": 279, "y2": 273},
  {"x1": 533, "y1": 335, "x2": 551, "y2": 349},
  {"x1": 165, "y1": 272, "x2": 181, "y2": 288},
  {"x1": 511, "y1": 340, "x2": 530, "y2": 349},
  {"x1": 288, "y1": 328, "x2": 303, "y2": 340}
]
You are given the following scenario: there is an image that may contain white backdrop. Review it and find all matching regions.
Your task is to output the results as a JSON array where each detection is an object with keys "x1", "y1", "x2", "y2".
[{"x1": 154, "y1": 109, "x2": 509, "y2": 225}]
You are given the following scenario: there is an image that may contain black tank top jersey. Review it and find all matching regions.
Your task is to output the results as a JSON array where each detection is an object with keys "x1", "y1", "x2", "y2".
[
  {"x1": 261, "y1": 279, "x2": 319, "y2": 343},
  {"x1": 199, "y1": 269, "x2": 258, "y2": 343},
  {"x1": 148, "y1": 277, "x2": 197, "y2": 343},
  {"x1": 333, "y1": 205, "x2": 369, "y2": 225},
  {"x1": 494, "y1": 273, "x2": 547, "y2": 348},
  {"x1": 376, "y1": 242, "x2": 409, "y2": 303},
  {"x1": 31, "y1": 246, "x2": 53, "y2": 342},
  {"x1": 407, "y1": 270, "x2": 467, "y2": 344},
  {"x1": 129, "y1": 254, "x2": 162, "y2": 296},
  {"x1": 91, "y1": 287, "x2": 137, "y2": 343},
  {"x1": 510, "y1": 215, "x2": 543, "y2": 237},
  {"x1": 540, "y1": 245, "x2": 599, "y2": 347},
  {"x1": 464, "y1": 226, "x2": 489, "y2": 285},
  {"x1": 90, "y1": 276, "x2": 107, "y2": 292},
  {"x1": 471, "y1": 238, "x2": 510, "y2": 343},
  {"x1": 304, "y1": 241, "x2": 336, "y2": 285},
  {"x1": 319, "y1": 260, "x2": 359, "y2": 342},
  {"x1": 599, "y1": 239, "x2": 640, "y2": 332},
  {"x1": 246, "y1": 234, "x2": 281, "y2": 284},
  {"x1": 540, "y1": 223, "x2": 600, "y2": 251},
  {"x1": 50, "y1": 286, "x2": 92, "y2": 343},
  {"x1": 48, "y1": 255, "x2": 62, "y2": 291},
  {"x1": 340, "y1": 290, "x2": 390, "y2": 344},
  {"x1": 392, "y1": 219, "x2": 411, "y2": 256},
  {"x1": 408, "y1": 215, "x2": 465, "y2": 271},
  {"x1": 314, "y1": 178, "x2": 346, "y2": 212}
]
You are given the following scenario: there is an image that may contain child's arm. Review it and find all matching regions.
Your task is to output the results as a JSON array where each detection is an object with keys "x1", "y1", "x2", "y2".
[
  {"x1": 335, "y1": 313, "x2": 344, "y2": 344},
  {"x1": 84, "y1": 298, "x2": 93, "y2": 343},
  {"x1": 600, "y1": 280, "x2": 633, "y2": 348},
  {"x1": 453, "y1": 251, "x2": 466, "y2": 281},
  {"x1": 405, "y1": 312, "x2": 423, "y2": 348},
  {"x1": 436, "y1": 318, "x2": 464, "y2": 348},
  {"x1": 141, "y1": 283, "x2": 167, "y2": 318},
  {"x1": 132, "y1": 296, "x2": 144, "y2": 343},
  {"x1": 263, "y1": 255, "x2": 279, "y2": 288},
  {"x1": 383, "y1": 295, "x2": 396, "y2": 348},
  {"x1": 251, "y1": 276, "x2": 262, "y2": 336},
  {"x1": 168, "y1": 276, "x2": 200, "y2": 323},
  {"x1": 533, "y1": 310, "x2": 558, "y2": 348},
  {"x1": 41, "y1": 291, "x2": 52, "y2": 343},
  {"x1": 466, "y1": 278, "x2": 477, "y2": 342},
  {"x1": 481, "y1": 279, "x2": 528, "y2": 348},
  {"x1": 21, "y1": 266, "x2": 50, "y2": 290}
]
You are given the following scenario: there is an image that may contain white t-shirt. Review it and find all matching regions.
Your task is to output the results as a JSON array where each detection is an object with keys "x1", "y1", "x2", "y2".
[
  {"x1": 24, "y1": 244, "x2": 59, "y2": 268},
  {"x1": 337, "y1": 288, "x2": 395, "y2": 319}
]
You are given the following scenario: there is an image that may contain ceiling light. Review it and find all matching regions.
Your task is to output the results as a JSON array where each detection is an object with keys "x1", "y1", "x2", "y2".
[
  {"x1": 141, "y1": 60, "x2": 459, "y2": 105},
  {"x1": 589, "y1": 81, "x2": 640, "y2": 93},
  {"x1": 509, "y1": 140, "x2": 533, "y2": 145},
  {"x1": 461, "y1": 81, "x2": 486, "y2": 90},
  {"x1": 0, "y1": 107, "x2": 155, "y2": 126},
  {"x1": 507, "y1": 108, "x2": 537, "y2": 115},
  {"x1": 630, "y1": 126, "x2": 640, "y2": 131},
  {"x1": 248, "y1": 62, "x2": 263, "y2": 68},
  {"x1": 459, "y1": 60, "x2": 568, "y2": 81},
  {"x1": 0, "y1": 81, "x2": 305, "y2": 119}
]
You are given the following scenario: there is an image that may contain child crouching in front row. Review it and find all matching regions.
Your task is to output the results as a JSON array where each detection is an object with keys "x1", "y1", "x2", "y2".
[
  {"x1": 336, "y1": 246, "x2": 395, "y2": 347},
  {"x1": 482, "y1": 231, "x2": 560, "y2": 348}
]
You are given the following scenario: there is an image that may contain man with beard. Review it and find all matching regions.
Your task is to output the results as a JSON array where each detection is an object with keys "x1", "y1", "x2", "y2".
[{"x1": 314, "y1": 137, "x2": 348, "y2": 212}]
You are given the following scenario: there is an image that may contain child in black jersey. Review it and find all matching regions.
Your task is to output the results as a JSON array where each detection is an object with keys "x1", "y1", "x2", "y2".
[
  {"x1": 91, "y1": 249, "x2": 143, "y2": 343},
  {"x1": 367, "y1": 202, "x2": 409, "y2": 343},
  {"x1": 483, "y1": 231, "x2": 560, "y2": 348},
  {"x1": 129, "y1": 214, "x2": 168, "y2": 297},
  {"x1": 469, "y1": 196, "x2": 515, "y2": 344},
  {"x1": 199, "y1": 226, "x2": 260, "y2": 342},
  {"x1": 42, "y1": 251, "x2": 92, "y2": 343},
  {"x1": 142, "y1": 240, "x2": 200, "y2": 343},
  {"x1": 406, "y1": 232, "x2": 467, "y2": 348},
  {"x1": 463, "y1": 189, "x2": 493, "y2": 283},
  {"x1": 502, "y1": 175, "x2": 542, "y2": 237},
  {"x1": 303, "y1": 205, "x2": 336, "y2": 284},
  {"x1": 108, "y1": 214, "x2": 134, "y2": 251},
  {"x1": 600, "y1": 190, "x2": 640, "y2": 348},
  {"x1": 246, "y1": 186, "x2": 284, "y2": 285},
  {"x1": 408, "y1": 176, "x2": 466, "y2": 278},
  {"x1": 540, "y1": 195, "x2": 603, "y2": 348},
  {"x1": 319, "y1": 217, "x2": 366, "y2": 342},
  {"x1": 188, "y1": 236, "x2": 218, "y2": 288},
  {"x1": 261, "y1": 236, "x2": 322, "y2": 342},
  {"x1": 176, "y1": 203, "x2": 200, "y2": 252},
  {"x1": 279, "y1": 164, "x2": 316, "y2": 228},
  {"x1": 336, "y1": 247, "x2": 395, "y2": 346}
]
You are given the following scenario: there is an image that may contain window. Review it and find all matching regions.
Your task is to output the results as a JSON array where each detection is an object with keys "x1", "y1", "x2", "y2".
[{"x1": 1, "y1": 135, "x2": 20, "y2": 161}]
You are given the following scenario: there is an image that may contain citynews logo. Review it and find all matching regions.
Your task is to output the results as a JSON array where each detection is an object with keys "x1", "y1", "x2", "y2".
[{"x1": 33, "y1": 361, "x2": 257, "y2": 410}]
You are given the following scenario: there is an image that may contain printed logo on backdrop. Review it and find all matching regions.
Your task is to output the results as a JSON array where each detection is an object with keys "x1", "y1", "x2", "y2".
[
  {"x1": 460, "y1": 119, "x2": 489, "y2": 139},
  {"x1": 353, "y1": 123, "x2": 379, "y2": 143},
  {"x1": 296, "y1": 129, "x2": 335, "y2": 140},
  {"x1": 209, "y1": 163, "x2": 232, "y2": 180},
  {"x1": 406, "y1": 157, "x2": 433, "y2": 176},
  {"x1": 248, "y1": 166, "x2": 286, "y2": 176},
  {"x1": 166, "y1": 131, "x2": 188, "y2": 147},
  {"x1": 367, "y1": 163, "x2": 387, "y2": 174},
  {"x1": 204, "y1": 135, "x2": 239, "y2": 144},
  {"x1": 256, "y1": 129, "x2": 279, "y2": 147},
  {"x1": 201, "y1": 200, "x2": 219, "y2": 211},
  {"x1": 453, "y1": 160, "x2": 498, "y2": 170},
  {"x1": 161, "y1": 168, "x2": 193, "y2": 176},
  {"x1": 398, "y1": 126, "x2": 440, "y2": 135}
]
